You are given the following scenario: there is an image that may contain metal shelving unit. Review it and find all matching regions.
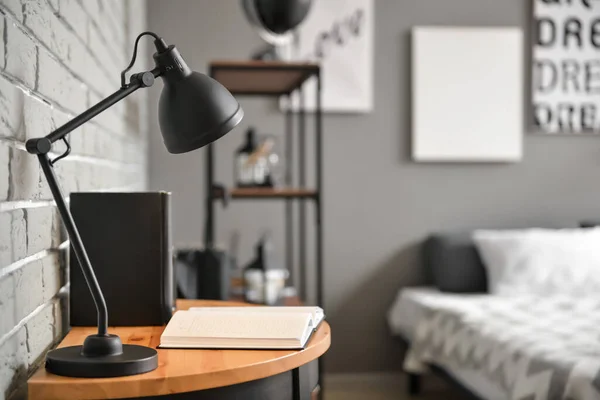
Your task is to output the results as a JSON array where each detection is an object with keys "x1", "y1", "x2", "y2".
[{"x1": 207, "y1": 60, "x2": 324, "y2": 309}]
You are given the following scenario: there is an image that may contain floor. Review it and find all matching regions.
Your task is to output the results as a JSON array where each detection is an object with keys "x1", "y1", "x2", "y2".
[
  {"x1": 325, "y1": 373, "x2": 468, "y2": 400},
  {"x1": 326, "y1": 387, "x2": 466, "y2": 400}
]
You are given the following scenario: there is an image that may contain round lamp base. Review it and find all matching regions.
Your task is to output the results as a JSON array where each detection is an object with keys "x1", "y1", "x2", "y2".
[{"x1": 46, "y1": 344, "x2": 158, "y2": 378}]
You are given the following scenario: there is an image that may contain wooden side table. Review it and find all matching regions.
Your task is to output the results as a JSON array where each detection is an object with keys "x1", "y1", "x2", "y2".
[{"x1": 28, "y1": 300, "x2": 330, "y2": 400}]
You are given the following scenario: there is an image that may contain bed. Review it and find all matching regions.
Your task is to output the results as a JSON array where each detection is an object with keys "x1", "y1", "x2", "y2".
[
  {"x1": 387, "y1": 230, "x2": 600, "y2": 400},
  {"x1": 388, "y1": 287, "x2": 506, "y2": 399}
]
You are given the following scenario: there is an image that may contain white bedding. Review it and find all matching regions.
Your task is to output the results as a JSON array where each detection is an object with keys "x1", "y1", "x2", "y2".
[
  {"x1": 388, "y1": 287, "x2": 456, "y2": 340},
  {"x1": 387, "y1": 287, "x2": 509, "y2": 400},
  {"x1": 389, "y1": 287, "x2": 600, "y2": 400},
  {"x1": 473, "y1": 228, "x2": 600, "y2": 296}
]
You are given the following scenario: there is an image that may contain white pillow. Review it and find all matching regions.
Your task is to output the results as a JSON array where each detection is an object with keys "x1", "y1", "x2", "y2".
[{"x1": 472, "y1": 228, "x2": 600, "y2": 296}]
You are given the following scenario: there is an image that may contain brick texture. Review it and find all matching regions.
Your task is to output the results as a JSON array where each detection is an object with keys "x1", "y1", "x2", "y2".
[
  {"x1": 4, "y1": 22, "x2": 37, "y2": 89},
  {"x1": 0, "y1": 0, "x2": 148, "y2": 398},
  {"x1": 0, "y1": 76, "x2": 27, "y2": 141},
  {"x1": 0, "y1": 16, "x2": 4, "y2": 68}
]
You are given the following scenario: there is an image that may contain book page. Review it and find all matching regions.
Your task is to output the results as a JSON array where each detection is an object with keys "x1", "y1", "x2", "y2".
[
  {"x1": 163, "y1": 310, "x2": 312, "y2": 340},
  {"x1": 188, "y1": 306, "x2": 324, "y2": 326}
]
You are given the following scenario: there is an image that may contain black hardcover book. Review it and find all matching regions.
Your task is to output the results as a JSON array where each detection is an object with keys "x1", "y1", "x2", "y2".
[{"x1": 69, "y1": 192, "x2": 174, "y2": 326}]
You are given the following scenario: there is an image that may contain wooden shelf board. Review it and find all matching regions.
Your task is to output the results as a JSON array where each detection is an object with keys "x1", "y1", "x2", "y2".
[
  {"x1": 210, "y1": 60, "x2": 319, "y2": 95},
  {"x1": 230, "y1": 188, "x2": 317, "y2": 199}
]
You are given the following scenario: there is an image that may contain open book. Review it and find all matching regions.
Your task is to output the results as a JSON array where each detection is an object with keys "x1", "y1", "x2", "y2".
[{"x1": 160, "y1": 307, "x2": 325, "y2": 350}]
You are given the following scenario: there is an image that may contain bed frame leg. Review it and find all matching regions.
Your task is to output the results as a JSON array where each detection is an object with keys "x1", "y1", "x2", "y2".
[{"x1": 408, "y1": 373, "x2": 421, "y2": 396}]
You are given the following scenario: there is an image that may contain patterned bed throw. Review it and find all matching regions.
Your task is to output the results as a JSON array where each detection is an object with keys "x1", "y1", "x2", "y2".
[{"x1": 404, "y1": 295, "x2": 600, "y2": 400}]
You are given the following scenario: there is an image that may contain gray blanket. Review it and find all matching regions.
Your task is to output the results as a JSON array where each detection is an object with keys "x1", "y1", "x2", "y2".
[{"x1": 404, "y1": 295, "x2": 600, "y2": 400}]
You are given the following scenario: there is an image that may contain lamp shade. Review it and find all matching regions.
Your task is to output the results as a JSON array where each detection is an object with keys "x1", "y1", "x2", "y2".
[{"x1": 154, "y1": 45, "x2": 243, "y2": 154}]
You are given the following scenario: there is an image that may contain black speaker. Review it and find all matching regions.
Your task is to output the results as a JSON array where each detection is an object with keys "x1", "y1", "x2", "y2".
[
  {"x1": 175, "y1": 249, "x2": 231, "y2": 300},
  {"x1": 70, "y1": 192, "x2": 175, "y2": 326}
]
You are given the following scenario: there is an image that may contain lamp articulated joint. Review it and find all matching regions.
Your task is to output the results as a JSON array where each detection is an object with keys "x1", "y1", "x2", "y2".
[
  {"x1": 26, "y1": 137, "x2": 52, "y2": 155},
  {"x1": 129, "y1": 70, "x2": 156, "y2": 88}
]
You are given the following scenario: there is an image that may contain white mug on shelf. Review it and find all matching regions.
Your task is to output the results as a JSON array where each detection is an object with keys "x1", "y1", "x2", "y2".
[{"x1": 245, "y1": 269, "x2": 289, "y2": 305}]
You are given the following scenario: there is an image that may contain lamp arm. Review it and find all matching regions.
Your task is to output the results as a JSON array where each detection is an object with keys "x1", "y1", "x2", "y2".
[
  {"x1": 37, "y1": 152, "x2": 111, "y2": 335},
  {"x1": 48, "y1": 83, "x2": 141, "y2": 143},
  {"x1": 25, "y1": 68, "x2": 160, "y2": 337},
  {"x1": 26, "y1": 68, "x2": 161, "y2": 153}
]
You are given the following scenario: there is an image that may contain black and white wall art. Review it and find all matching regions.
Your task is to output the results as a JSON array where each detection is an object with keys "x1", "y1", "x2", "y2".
[
  {"x1": 533, "y1": 0, "x2": 600, "y2": 134},
  {"x1": 283, "y1": 0, "x2": 373, "y2": 113}
]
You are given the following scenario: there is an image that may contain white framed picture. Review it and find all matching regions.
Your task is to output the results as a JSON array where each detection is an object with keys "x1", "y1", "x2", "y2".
[
  {"x1": 282, "y1": 0, "x2": 373, "y2": 113},
  {"x1": 411, "y1": 27, "x2": 523, "y2": 162},
  {"x1": 532, "y1": 0, "x2": 600, "y2": 134}
]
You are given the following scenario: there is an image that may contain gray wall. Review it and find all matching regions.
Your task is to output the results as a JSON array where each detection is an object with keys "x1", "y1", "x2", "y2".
[
  {"x1": 0, "y1": 1, "x2": 148, "y2": 398},
  {"x1": 148, "y1": 0, "x2": 600, "y2": 373}
]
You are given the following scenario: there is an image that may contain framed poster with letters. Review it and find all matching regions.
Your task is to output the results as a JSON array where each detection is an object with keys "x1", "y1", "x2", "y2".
[{"x1": 533, "y1": 0, "x2": 600, "y2": 134}]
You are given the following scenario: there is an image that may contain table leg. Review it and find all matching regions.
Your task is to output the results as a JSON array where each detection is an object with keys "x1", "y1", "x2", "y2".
[{"x1": 293, "y1": 362, "x2": 314, "y2": 400}]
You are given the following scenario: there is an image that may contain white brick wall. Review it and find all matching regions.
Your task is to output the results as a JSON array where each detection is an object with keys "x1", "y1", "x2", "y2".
[
  {"x1": 0, "y1": 1, "x2": 148, "y2": 398},
  {"x1": 4, "y1": 23, "x2": 37, "y2": 89}
]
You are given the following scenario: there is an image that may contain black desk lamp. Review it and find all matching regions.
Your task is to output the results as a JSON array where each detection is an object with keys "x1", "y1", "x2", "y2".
[{"x1": 25, "y1": 31, "x2": 243, "y2": 378}]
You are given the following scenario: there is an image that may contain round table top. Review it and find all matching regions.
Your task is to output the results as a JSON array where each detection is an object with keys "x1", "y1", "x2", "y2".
[{"x1": 28, "y1": 300, "x2": 331, "y2": 400}]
